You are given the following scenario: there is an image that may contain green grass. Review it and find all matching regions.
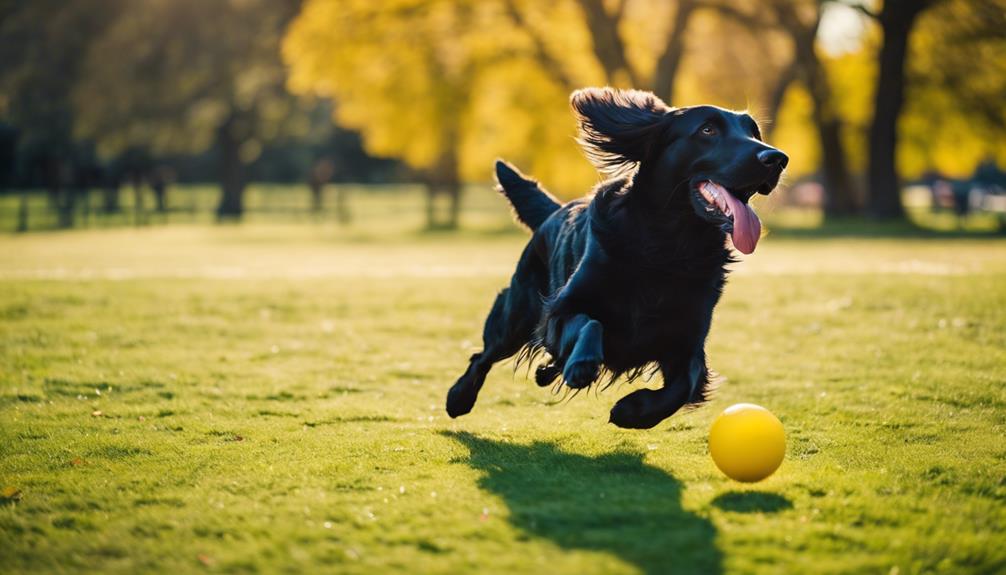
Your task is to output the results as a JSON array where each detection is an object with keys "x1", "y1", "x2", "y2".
[{"x1": 1, "y1": 197, "x2": 1005, "y2": 574}]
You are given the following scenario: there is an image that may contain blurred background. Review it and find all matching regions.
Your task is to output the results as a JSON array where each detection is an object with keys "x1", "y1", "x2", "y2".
[{"x1": 0, "y1": 0, "x2": 1004, "y2": 233}]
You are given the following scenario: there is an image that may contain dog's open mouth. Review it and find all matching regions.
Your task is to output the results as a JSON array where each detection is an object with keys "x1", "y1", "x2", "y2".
[{"x1": 697, "y1": 181, "x2": 762, "y2": 254}]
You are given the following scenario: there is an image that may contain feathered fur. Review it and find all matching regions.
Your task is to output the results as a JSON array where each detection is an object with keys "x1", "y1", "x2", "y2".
[
  {"x1": 571, "y1": 87, "x2": 674, "y2": 178},
  {"x1": 494, "y1": 160, "x2": 561, "y2": 231},
  {"x1": 446, "y1": 87, "x2": 788, "y2": 429}
]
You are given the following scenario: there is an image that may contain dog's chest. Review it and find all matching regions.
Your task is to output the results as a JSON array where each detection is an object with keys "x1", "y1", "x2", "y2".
[{"x1": 598, "y1": 270, "x2": 722, "y2": 362}]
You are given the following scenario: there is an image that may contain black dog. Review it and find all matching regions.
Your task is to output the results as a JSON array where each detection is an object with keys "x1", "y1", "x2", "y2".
[{"x1": 446, "y1": 87, "x2": 788, "y2": 429}]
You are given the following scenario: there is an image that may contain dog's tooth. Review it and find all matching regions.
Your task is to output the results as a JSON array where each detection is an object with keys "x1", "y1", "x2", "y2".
[{"x1": 699, "y1": 184, "x2": 714, "y2": 202}]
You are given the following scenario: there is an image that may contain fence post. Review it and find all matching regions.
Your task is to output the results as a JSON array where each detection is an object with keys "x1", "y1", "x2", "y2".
[{"x1": 16, "y1": 189, "x2": 29, "y2": 233}]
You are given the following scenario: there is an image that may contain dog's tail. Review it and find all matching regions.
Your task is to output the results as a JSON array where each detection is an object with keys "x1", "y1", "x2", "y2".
[{"x1": 495, "y1": 159, "x2": 562, "y2": 232}]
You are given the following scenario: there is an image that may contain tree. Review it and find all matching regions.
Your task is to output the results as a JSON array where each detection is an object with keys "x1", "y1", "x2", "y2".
[
  {"x1": 709, "y1": 0, "x2": 858, "y2": 216},
  {"x1": 0, "y1": 0, "x2": 123, "y2": 228},
  {"x1": 855, "y1": 0, "x2": 944, "y2": 219},
  {"x1": 775, "y1": 1, "x2": 858, "y2": 215},
  {"x1": 285, "y1": 0, "x2": 736, "y2": 227},
  {"x1": 509, "y1": 0, "x2": 700, "y2": 102},
  {"x1": 897, "y1": 0, "x2": 1006, "y2": 180},
  {"x1": 287, "y1": 1, "x2": 470, "y2": 228},
  {"x1": 72, "y1": 0, "x2": 308, "y2": 219}
]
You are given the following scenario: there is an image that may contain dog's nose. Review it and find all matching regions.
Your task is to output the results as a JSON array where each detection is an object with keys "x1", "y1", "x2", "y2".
[{"x1": 758, "y1": 149, "x2": 789, "y2": 170}]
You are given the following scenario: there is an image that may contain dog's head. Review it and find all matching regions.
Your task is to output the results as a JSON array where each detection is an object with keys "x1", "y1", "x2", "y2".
[{"x1": 571, "y1": 87, "x2": 788, "y2": 254}]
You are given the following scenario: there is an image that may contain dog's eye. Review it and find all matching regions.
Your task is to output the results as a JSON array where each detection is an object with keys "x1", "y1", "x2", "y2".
[{"x1": 700, "y1": 124, "x2": 716, "y2": 136}]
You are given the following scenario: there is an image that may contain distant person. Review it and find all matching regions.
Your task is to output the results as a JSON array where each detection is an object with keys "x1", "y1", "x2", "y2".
[
  {"x1": 951, "y1": 180, "x2": 970, "y2": 222},
  {"x1": 309, "y1": 157, "x2": 350, "y2": 223},
  {"x1": 309, "y1": 158, "x2": 335, "y2": 214},
  {"x1": 149, "y1": 166, "x2": 173, "y2": 213},
  {"x1": 973, "y1": 159, "x2": 1006, "y2": 192}
]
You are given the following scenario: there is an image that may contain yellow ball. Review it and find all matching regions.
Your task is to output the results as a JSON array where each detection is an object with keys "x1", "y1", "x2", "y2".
[{"x1": 709, "y1": 403, "x2": 786, "y2": 482}]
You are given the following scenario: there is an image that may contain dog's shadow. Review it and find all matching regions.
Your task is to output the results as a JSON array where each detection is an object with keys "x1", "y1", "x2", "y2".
[{"x1": 444, "y1": 431, "x2": 722, "y2": 575}]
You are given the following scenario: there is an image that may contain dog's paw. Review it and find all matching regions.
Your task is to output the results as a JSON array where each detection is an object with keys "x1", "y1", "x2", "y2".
[
  {"x1": 609, "y1": 389, "x2": 664, "y2": 429},
  {"x1": 535, "y1": 363, "x2": 560, "y2": 387},
  {"x1": 563, "y1": 358, "x2": 600, "y2": 389},
  {"x1": 446, "y1": 383, "x2": 477, "y2": 418}
]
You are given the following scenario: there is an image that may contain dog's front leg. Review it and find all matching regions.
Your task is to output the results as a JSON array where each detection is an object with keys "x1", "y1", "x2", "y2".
[
  {"x1": 555, "y1": 313, "x2": 604, "y2": 389},
  {"x1": 544, "y1": 232, "x2": 609, "y2": 389},
  {"x1": 609, "y1": 349, "x2": 707, "y2": 429}
]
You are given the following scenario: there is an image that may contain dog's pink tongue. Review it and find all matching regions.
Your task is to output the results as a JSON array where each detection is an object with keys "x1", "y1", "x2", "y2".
[{"x1": 722, "y1": 189, "x2": 761, "y2": 254}]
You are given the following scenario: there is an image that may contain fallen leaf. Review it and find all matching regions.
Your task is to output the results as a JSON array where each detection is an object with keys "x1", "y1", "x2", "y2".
[
  {"x1": 1, "y1": 486, "x2": 22, "y2": 502},
  {"x1": 91, "y1": 410, "x2": 103, "y2": 417},
  {"x1": 197, "y1": 554, "x2": 215, "y2": 566}
]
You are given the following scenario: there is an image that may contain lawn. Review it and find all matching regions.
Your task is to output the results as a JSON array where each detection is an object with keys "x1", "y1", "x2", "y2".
[{"x1": 1, "y1": 193, "x2": 1004, "y2": 574}]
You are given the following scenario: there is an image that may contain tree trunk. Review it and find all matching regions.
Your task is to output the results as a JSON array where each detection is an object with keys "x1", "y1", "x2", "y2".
[
  {"x1": 152, "y1": 186, "x2": 167, "y2": 213},
  {"x1": 442, "y1": 148, "x2": 462, "y2": 230},
  {"x1": 866, "y1": 2, "x2": 925, "y2": 220},
  {"x1": 502, "y1": 0, "x2": 576, "y2": 91},
  {"x1": 102, "y1": 179, "x2": 121, "y2": 213},
  {"x1": 216, "y1": 116, "x2": 245, "y2": 220},
  {"x1": 16, "y1": 188, "x2": 28, "y2": 233},
  {"x1": 576, "y1": 0, "x2": 639, "y2": 86},
  {"x1": 651, "y1": 0, "x2": 696, "y2": 102},
  {"x1": 151, "y1": 171, "x2": 167, "y2": 213},
  {"x1": 51, "y1": 159, "x2": 76, "y2": 229},
  {"x1": 446, "y1": 181, "x2": 461, "y2": 230},
  {"x1": 309, "y1": 183, "x2": 323, "y2": 213},
  {"x1": 814, "y1": 110, "x2": 857, "y2": 216},
  {"x1": 45, "y1": 157, "x2": 60, "y2": 214},
  {"x1": 762, "y1": 59, "x2": 798, "y2": 141},
  {"x1": 56, "y1": 192, "x2": 75, "y2": 228},
  {"x1": 131, "y1": 172, "x2": 145, "y2": 226},
  {"x1": 335, "y1": 186, "x2": 351, "y2": 225},
  {"x1": 80, "y1": 187, "x2": 91, "y2": 227},
  {"x1": 424, "y1": 149, "x2": 462, "y2": 230},
  {"x1": 425, "y1": 186, "x2": 436, "y2": 229},
  {"x1": 776, "y1": 4, "x2": 857, "y2": 217}
]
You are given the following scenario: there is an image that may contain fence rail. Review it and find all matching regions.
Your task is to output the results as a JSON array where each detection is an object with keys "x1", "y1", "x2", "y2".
[{"x1": 0, "y1": 183, "x2": 519, "y2": 233}]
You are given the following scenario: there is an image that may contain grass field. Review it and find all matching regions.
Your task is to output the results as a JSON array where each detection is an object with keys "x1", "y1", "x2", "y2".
[{"x1": 1, "y1": 189, "x2": 1005, "y2": 574}]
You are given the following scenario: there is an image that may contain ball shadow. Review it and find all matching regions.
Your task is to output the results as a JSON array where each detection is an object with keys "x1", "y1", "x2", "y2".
[
  {"x1": 710, "y1": 490, "x2": 793, "y2": 514},
  {"x1": 444, "y1": 431, "x2": 722, "y2": 575}
]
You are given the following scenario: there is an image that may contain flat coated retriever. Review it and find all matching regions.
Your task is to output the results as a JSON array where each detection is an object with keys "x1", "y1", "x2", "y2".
[{"x1": 446, "y1": 87, "x2": 788, "y2": 429}]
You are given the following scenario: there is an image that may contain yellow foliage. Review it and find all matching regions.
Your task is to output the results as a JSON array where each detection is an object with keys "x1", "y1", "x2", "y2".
[
  {"x1": 825, "y1": 44, "x2": 876, "y2": 174},
  {"x1": 284, "y1": 0, "x2": 611, "y2": 196},
  {"x1": 771, "y1": 84, "x2": 818, "y2": 177},
  {"x1": 283, "y1": 0, "x2": 1004, "y2": 198},
  {"x1": 897, "y1": 0, "x2": 1006, "y2": 179}
]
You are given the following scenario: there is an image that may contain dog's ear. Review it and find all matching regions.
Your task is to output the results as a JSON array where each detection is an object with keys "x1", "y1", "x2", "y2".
[{"x1": 570, "y1": 87, "x2": 672, "y2": 176}]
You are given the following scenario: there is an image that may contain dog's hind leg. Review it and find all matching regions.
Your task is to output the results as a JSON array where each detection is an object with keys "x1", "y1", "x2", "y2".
[
  {"x1": 608, "y1": 350, "x2": 707, "y2": 429},
  {"x1": 534, "y1": 363, "x2": 560, "y2": 387},
  {"x1": 446, "y1": 285, "x2": 535, "y2": 418}
]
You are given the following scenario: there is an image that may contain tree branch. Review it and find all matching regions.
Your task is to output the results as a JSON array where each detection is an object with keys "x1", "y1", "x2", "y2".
[
  {"x1": 574, "y1": 0, "x2": 640, "y2": 86},
  {"x1": 502, "y1": 0, "x2": 577, "y2": 91},
  {"x1": 701, "y1": 1, "x2": 775, "y2": 29},
  {"x1": 762, "y1": 57, "x2": 800, "y2": 140},
  {"x1": 651, "y1": 0, "x2": 697, "y2": 102},
  {"x1": 839, "y1": 1, "x2": 880, "y2": 21}
]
